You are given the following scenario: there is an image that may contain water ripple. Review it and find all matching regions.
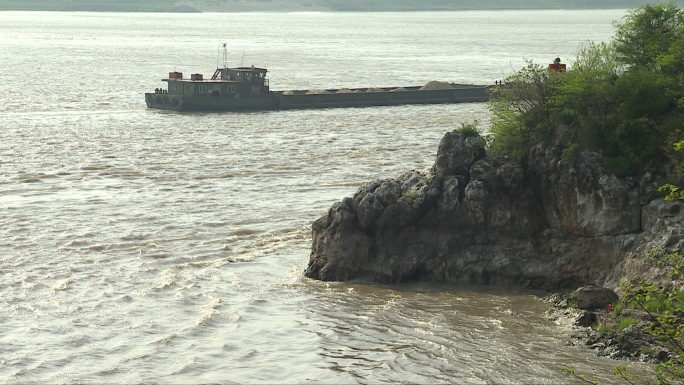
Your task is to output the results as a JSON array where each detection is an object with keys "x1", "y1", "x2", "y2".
[{"x1": 0, "y1": 9, "x2": 643, "y2": 385}]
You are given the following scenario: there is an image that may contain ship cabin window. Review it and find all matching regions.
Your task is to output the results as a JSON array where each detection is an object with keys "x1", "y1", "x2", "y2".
[
  {"x1": 194, "y1": 84, "x2": 221, "y2": 96},
  {"x1": 228, "y1": 85, "x2": 236, "y2": 94}
]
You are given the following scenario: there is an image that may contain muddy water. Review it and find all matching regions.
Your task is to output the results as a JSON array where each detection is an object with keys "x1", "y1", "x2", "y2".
[{"x1": 0, "y1": 9, "x2": 650, "y2": 384}]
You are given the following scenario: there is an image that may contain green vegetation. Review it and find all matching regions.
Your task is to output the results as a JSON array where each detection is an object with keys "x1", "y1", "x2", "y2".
[
  {"x1": 564, "y1": 100, "x2": 684, "y2": 385},
  {"x1": 489, "y1": 2, "x2": 684, "y2": 180},
  {"x1": 487, "y1": 2, "x2": 684, "y2": 383},
  {"x1": 588, "y1": 314, "x2": 634, "y2": 333},
  {"x1": 594, "y1": 321, "x2": 614, "y2": 333},
  {"x1": 564, "y1": 250, "x2": 683, "y2": 384},
  {"x1": 660, "y1": 139, "x2": 684, "y2": 199},
  {"x1": 606, "y1": 139, "x2": 684, "y2": 385},
  {"x1": 616, "y1": 316, "x2": 638, "y2": 331},
  {"x1": 457, "y1": 121, "x2": 481, "y2": 138},
  {"x1": 489, "y1": 61, "x2": 557, "y2": 164}
]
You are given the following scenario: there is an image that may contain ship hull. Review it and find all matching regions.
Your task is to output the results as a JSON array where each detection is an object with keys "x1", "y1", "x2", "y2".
[
  {"x1": 144, "y1": 93, "x2": 275, "y2": 112},
  {"x1": 145, "y1": 85, "x2": 489, "y2": 112}
]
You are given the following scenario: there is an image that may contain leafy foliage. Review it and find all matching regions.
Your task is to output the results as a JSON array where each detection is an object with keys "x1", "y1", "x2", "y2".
[
  {"x1": 660, "y1": 139, "x2": 684, "y2": 200},
  {"x1": 489, "y1": 2, "x2": 684, "y2": 177},
  {"x1": 660, "y1": 183, "x2": 684, "y2": 201},
  {"x1": 617, "y1": 316, "x2": 638, "y2": 331},
  {"x1": 618, "y1": 249, "x2": 684, "y2": 385},
  {"x1": 564, "y1": 249, "x2": 684, "y2": 385},
  {"x1": 489, "y1": 61, "x2": 556, "y2": 164},
  {"x1": 613, "y1": 2, "x2": 684, "y2": 73},
  {"x1": 523, "y1": 4, "x2": 684, "y2": 384},
  {"x1": 457, "y1": 121, "x2": 481, "y2": 138}
]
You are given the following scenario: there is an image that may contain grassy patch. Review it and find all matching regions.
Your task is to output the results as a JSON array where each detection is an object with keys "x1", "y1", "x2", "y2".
[
  {"x1": 458, "y1": 121, "x2": 480, "y2": 138},
  {"x1": 594, "y1": 322, "x2": 613, "y2": 334},
  {"x1": 616, "y1": 316, "x2": 637, "y2": 332}
]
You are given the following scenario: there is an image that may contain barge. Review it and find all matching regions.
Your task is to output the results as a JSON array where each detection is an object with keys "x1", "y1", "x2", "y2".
[{"x1": 145, "y1": 65, "x2": 490, "y2": 112}]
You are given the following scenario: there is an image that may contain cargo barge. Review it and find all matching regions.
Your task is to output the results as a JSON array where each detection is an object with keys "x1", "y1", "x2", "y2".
[{"x1": 145, "y1": 65, "x2": 490, "y2": 112}]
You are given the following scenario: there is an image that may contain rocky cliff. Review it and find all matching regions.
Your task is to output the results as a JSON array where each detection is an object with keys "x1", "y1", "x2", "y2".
[{"x1": 304, "y1": 127, "x2": 684, "y2": 290}]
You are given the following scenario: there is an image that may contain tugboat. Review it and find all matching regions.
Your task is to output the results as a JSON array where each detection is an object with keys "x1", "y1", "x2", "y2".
[
  {"x1": 145, "y1": 65, "x2": 274, "y2": 112},
  {"x1": 145, "y1": 50, "x2": 490, "y2": 112}
]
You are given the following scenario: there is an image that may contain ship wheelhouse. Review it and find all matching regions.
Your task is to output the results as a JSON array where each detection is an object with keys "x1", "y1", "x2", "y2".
[{"x1": 159, "y1": 66, "x2": 270, "y2": 99}]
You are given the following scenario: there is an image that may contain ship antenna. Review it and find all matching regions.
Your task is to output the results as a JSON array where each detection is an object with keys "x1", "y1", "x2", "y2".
[
  {"x1": 241, "y1": 49, "x2": 245, "y2": 67},
  {"x1": 217, "y1": 42, "x2": 228, "y2": 68},
  {"x1": 217, "y1": 41, "x2": 221, "y2": 68}
]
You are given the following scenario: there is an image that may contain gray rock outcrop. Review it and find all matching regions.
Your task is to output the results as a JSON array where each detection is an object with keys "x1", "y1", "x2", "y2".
[
  {"x1": 304, "y1": 128, "x2": 684, "y2": 290},
  {"x1": 570, "y1": 285, "x2": 619, "y2": 310}
]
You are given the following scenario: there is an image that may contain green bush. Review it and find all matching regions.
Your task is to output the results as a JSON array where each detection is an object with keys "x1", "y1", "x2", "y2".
[
  {"x1": 557, "y1": 6, "x2": 684, "y2": 383},
  {"x1": 489, "y1": 61, "x2": 555, "y2": 165},
  {"x1": 489, "y1": 3, "x2": 684, "y2": 176},
  {"x1": 561, "y1": 143, "x2": 578, "y2": 165},
  {"x1": 612, "y1": 302, "x2": 624, "y2": 318},
  {"x1": 642, "y1": 299, "x2": 668, "y2": 313},
  {"x1": 458, "y1": 121, "x2": 481, "y2": 138},
  {"x1": 593, "y1": 322, "x2": 613, "y2": 334},
  {"x1": 617, "y1": 317, "x2": 637, "y2": 332}
]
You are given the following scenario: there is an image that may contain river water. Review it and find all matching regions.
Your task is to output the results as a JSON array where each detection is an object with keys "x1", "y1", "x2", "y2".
[{"x1": 0, "y1": 9, "x2": 649, "y2": 384}]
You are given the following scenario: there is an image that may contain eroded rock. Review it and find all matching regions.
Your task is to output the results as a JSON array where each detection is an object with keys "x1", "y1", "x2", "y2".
[
  {"x1": 305, "y1": 127, "x2": 683, "y2": 290},
  {"x1": 571, "y1": 285, "x2": 619, "y2": 310}
]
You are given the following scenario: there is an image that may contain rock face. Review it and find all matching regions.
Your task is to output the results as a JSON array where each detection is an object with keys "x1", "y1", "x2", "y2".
[
  {"x1": 304, "y1": 128, "x2": 684, "y2": 290},
  {"x1": 571, "y1": 285, "x2": 619, "y2": 310}
]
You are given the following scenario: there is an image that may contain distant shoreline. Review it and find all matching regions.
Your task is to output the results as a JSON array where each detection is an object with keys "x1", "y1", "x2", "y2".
[
  {"x1": 0, "y1": 7, "x2": 648, "y2": 13},
  {"x1": 1, "y1": 0, "x2": 682, "y2": 13},
  {"x1": 0, "y1": 7, "x2": 663, "y2": 13}
]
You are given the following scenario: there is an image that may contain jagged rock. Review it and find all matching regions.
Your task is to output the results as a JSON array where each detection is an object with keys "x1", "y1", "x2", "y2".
[
  {"x1": 592, "y1": 324, "x2": 668, "y2": 362},
  {"x1": 571, "y1": 285, "x2": 618, "y2": 310},
  {"x1": 574, "y1": 310, "x2": 597, "y2": 327},
  {"x1": 548, "y1": 296, "x2": 675, "y2": 363},
  {"x1": 527, "y1": 125, "x2": 642, "y2": 237},
  {"x1": 305, "y1": 127, "x2": 684, "y2": 290},
  {"x1": 432, "y1": 131, "x2": 485, "y2": 176},
  {"x1": 621, "y1": 199, "x2": 684, "y2": 289}
]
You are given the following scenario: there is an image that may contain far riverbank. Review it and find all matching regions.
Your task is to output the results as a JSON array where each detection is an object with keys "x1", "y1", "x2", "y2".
[{"x1": 1, "y1": 0, "x2": 683, "y2": 12}]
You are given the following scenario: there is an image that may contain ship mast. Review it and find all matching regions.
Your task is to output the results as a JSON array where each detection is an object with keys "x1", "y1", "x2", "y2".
[
  {"x1": 217, "y1": 42, "x2": 229, "y2": 69},
  {"x1": 212, "y1": 43, "x2": 229, "y2": 80}
]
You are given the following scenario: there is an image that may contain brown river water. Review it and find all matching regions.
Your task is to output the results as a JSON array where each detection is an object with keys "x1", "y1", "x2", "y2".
[{"x1": 0, "y1": 9, "x2": 652, "y2": 384}]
